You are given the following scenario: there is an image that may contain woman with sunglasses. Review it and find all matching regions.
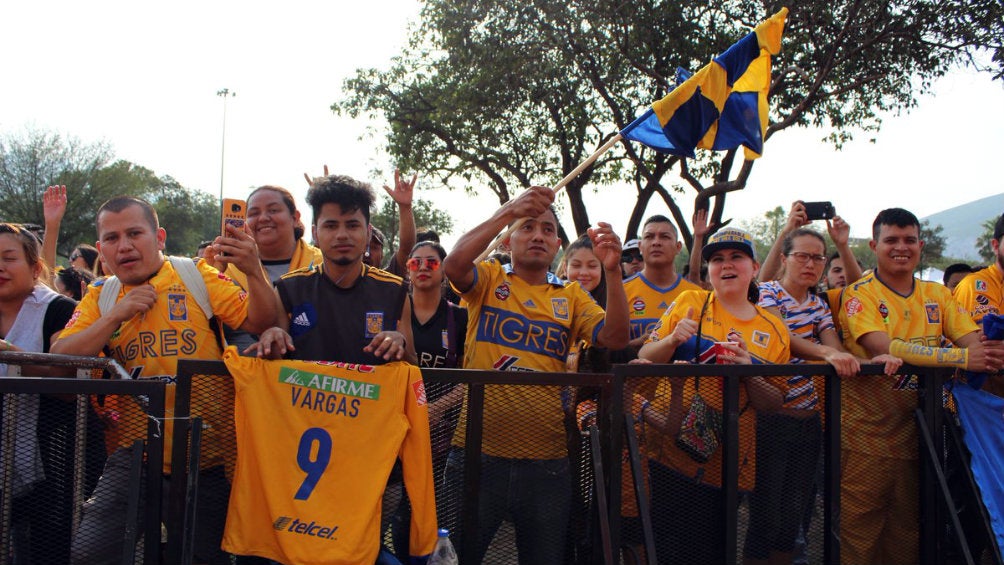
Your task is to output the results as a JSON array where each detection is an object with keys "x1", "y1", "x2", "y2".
[
  {"x1": 634, "y1": 227, "x2": 787, "y2": 565},
  {"x1": 744, "y1": 229, "x2": 898, "y2": 565},
  {"x1": 0, "y1": 223, "x2": 105, "y2": 563},
  {"x1": 384, "y1": 241, "x2": 467, "y2": 561}
]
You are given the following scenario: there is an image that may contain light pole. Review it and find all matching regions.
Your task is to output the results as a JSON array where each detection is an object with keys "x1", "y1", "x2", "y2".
[{"x1": 216, "y1": 88, "x2": 236, "y2": 200}]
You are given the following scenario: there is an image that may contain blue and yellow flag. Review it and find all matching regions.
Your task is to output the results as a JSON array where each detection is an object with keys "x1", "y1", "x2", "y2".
[{"x1": 620, "y1": 7, "x2": 788, "y2": 159}]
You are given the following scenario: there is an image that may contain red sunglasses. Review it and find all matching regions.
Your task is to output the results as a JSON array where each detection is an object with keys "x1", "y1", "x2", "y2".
[{"x1": 406, "y1": 257, "x2": 441, "y2": 271}]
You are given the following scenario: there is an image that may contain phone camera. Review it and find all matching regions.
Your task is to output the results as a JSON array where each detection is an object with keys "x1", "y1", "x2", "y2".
[{"x1": 231, "y1": 203, "x2": 243, "y2": 213}]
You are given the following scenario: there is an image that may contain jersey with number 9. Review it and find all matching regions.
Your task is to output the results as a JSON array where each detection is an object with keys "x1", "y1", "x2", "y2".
[{"x1": 221, "y1": 349, "x2": 438, "y2": 564}]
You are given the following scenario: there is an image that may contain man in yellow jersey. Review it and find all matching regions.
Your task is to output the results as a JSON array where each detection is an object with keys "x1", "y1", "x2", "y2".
[
  {"x1": 621, "y1": 215, "x2": 700, "y2": 359},
  {"x1": 52, "y1": 196, "x2": 280, "y2": 565},
  {"x1": 442, "y1": 185, "x2": 629, "y2": 564},
  {"x1": 837, "y1": 207, "x2": 1004, "y2": 565},
  {"x1": 954, "y1": 213, "x2": 1004, "y2": 396}
]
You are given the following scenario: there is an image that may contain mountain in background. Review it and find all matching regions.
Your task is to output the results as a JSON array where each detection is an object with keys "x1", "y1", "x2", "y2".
[{"x1": 922, "y1": 193, "x2": 1003, "y2": 261}]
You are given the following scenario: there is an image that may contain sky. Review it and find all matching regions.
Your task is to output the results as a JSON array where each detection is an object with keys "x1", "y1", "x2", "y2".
[{"x1": 3, "y1": 1, "x2": 1003, "y2": 250}]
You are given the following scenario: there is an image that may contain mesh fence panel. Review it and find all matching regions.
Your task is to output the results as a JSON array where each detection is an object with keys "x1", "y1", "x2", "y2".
[{"x1": 1, "y1": 374, "x2": 168, "y2": 565}]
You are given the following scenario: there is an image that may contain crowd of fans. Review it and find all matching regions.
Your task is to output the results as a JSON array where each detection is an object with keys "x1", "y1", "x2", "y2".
[{"x1": 1, "y1": 175, "x2": 1001, "y2": 565}]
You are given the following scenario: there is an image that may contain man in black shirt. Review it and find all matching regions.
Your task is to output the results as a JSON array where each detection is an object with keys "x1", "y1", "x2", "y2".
[{"x1": 251, "y1": 175, "x2": 417, "y2": 365}]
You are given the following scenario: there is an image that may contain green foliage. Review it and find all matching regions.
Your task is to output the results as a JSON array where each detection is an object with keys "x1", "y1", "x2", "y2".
[
  {"x1": 919, "y1": 220, "x2": 947, "y2": 273},
  {"x1": 976, "y1": 217, "x2": 998, "y2": 263},
  {"x1": 0, "y1": 127, "x2": 217, "y2": 260},
  {"x1": 147, "y1": 176, "x2": 220, "y2": 257},
  {"x1": 740, "y1": 206, "x2": 788, "y2": 261},
  {"x1": 371, "y1": 198, "x2": 455, "y2": 258},
  {"x1": 336, "y1": 0, "x2": 1003, "y2": 244}
]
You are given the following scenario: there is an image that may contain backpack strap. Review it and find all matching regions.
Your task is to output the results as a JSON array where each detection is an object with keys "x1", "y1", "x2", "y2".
[
  {"x1": 97, "y1": 276, "x2": 122, "y2": 316},
  {"x1": 97, "y1": 257, "x2": 213, "y2": 321},
  {"x1": 168, "y1": 256, "x2": 213, "y2": 320}
]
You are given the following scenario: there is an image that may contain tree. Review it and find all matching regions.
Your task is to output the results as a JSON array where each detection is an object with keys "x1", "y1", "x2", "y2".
[
  {"x1": 0, "y1": 127, "x2": 113, "y2": 249},
  {"x1": 919, "y1": 220, "x2": 947, "y2": 274},
  {"x1": 371, "y1": 198, "x2": 455, "y2": 259},
  {"x1": 336, "y1": 1, "x2": 1003, "y2": 250},
  {"x1": 0, "y1": 127, "x2": 219, "y2": 259},
  {"x1": 147, "y1": 175, "x2": 220, "y2": 257},
  {"x1": 976, "y1": 217, "x2": 998, "y2": 263},
  {"x1": 741, "y1": 205, "x2": 788, "y2": 261}
]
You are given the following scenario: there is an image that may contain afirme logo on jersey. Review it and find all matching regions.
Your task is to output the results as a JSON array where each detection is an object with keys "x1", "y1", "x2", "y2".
[{"x1": 273, "y1": 516, "x2": 339, "y2": 541}]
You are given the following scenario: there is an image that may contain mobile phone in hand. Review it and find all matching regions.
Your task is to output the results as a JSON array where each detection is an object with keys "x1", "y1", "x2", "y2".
[
  {"x1": 803, "y1": 201, "x2": 835, "y2": 221},
  {"x1": 221, "y1": 198, "x2": 247, "y2": 237}
]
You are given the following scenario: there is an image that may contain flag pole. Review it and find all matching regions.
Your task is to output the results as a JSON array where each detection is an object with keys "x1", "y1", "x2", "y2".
[{"x1": 473, "y1": 133, "x2": 623, "y2": 263}]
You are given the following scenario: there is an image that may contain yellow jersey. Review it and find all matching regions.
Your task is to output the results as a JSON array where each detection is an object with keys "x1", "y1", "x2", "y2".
[
  {"x1": 839, "y1": 272, "x2": 977, "y2": 459},
  {"x1": 221, "y1": 352, "x2": 437, "y2": 565},
  {"x1": 644, "y1": 290, "x2": 790, "y2": 490},
  {"x1": 60, "y1": 259, "x2": 249, "y2": 472},
  {"x1": 452, "y1": 260, "x2": 605, "y2": 459},
  {"x1": 953, "y1": 265, "x2": 1003, "y2": 324},
  {"x1": 624, "y1": 272, "x2": 701, "y2": 342}
]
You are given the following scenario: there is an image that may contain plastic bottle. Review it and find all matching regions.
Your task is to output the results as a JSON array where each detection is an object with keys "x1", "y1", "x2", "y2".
[{"x1": 427, "y1": 528, "x2": 458, "y2": 565}]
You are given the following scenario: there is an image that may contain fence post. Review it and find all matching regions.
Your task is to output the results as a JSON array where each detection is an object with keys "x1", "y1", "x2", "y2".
[
  {"x1": 603, "y1": 372, "x2": 624, "y2": 562},
  {"x1": 824, "y1": 369, "x2": 841, "y2": 565},
  {"x1": 919, "y1": 369, "x2": 945, "y2": 565},
  {"x1": 460, "y1": 382, "x2": 485, "y2": 563},
  {"x1": 722, "y1": 373, "x2": 740, "y2": 565}
]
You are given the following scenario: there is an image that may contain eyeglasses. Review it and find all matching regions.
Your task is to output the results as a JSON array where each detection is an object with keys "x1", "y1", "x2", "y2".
[
  {"x1": 621, "y1": 251, "x2": 643, "y2": 263},
  {"x1": 406, "y1": 257, "x2": 441, "y2": 271},
  {"x1": 787, "y1": 251, "x2": 828, "y2": 265}
]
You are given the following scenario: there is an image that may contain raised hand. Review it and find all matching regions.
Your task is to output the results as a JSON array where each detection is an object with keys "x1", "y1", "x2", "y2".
[
  {"x1": 383, "y1": 169, "x2": 417, "y2": 207},
  {"x1": 826, "y1": 215, "x2": 851, "y2": 247},
  {"x1": 43, "y1": 185, "x2": 68, "y2": 225},
  {"x1": 303, "y1": 165, "x2": 330, "y2": 187},
  {"x1": 586, "y1": 222, "x2": 622, "y2": 271}
]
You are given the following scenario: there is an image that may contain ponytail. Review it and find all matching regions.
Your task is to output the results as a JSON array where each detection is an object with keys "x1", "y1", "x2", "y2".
[{"x1": 747, "y1": 280, "x2": 760, "y2": 304}]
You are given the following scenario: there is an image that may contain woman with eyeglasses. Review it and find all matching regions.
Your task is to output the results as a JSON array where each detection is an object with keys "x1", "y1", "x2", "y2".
[
  {"x1": 0, "y1": 223, "x2": 105, "y2": 563},
  {"x1": 69, "y1": 244, "x2": 99, "y2": 274},
  {"x1": 743, "y1": 228, "x2": 898, "y2": 565}
]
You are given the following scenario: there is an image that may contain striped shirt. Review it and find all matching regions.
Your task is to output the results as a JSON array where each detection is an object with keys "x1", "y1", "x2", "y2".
[{"x1": 758, "y1": 280, "x2": 834, "y2": 410}]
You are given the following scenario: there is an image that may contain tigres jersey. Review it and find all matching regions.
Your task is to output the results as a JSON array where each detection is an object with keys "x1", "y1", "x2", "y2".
[
  {"x1": 644, "y1": 289, "x2": 790, "y2": 490},
  {"x1": 60, "y1": 259, "x2": 249, "y2": 472},
  {"x1": 277, "y1": 262, "x2": 407, "y2": 365},
  {"x1": 451, "y1": 260, "x2": 605, "y2": 458},
  {"x1": 221, "y1": 351, "x2": 437, "y2": 565},
  {"x1": 839, "y1": 272, "x2": 977, "y2": 459},
  {"x1": 624, "y1": 272, "x2": 700, "y2": 341},
  {"x1": 953, "y1": 265, "x2": 1003, "y2": 323}
]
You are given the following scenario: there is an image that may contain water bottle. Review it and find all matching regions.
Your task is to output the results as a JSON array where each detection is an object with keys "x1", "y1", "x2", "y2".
[{"x1": 428, "y1": 528, "x2": 458, "y2": 565}]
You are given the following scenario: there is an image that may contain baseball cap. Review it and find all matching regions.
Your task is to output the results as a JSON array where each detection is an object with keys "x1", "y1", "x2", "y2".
[
  {"x1": 623, "y1": 239, "x2": 640, "y2": 252},
  {"x1": 701, "y1": 227, "x2": 756, "y2": 261},
  {"x1": 370, "y1": 226, "x2": 385, "y2": 246}
]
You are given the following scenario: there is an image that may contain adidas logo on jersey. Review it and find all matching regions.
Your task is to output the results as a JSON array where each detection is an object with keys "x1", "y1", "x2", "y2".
[
  {"x1": 523, "y1": 299, "x2": 536, "y2": 308},
  {"x1": 273, "y1": 516, "x2": 339, "y2": 540},
  {"x1": 292, "y1": 312, "x2": 311, "y2": 327}
]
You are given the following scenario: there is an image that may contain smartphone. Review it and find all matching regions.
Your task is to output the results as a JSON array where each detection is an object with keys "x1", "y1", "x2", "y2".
[
  {"x1": 803, "y1": 201, "x2": 835, "y2": 221},
  {"x1": 221, "y1": 198, "x2": 247, "y2": 237}
]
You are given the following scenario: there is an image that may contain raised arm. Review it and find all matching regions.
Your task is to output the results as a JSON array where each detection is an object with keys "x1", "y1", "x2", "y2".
[
  {"x1": 443, "y1": 186, "x2": 555, "y2": 292},
  {"x1": 41, "y1": 185, "x2": 67, "y2": 272},
  {"x1": 687, "y1": 207, "x2": 712, "y2": 286},
  {"x1": 826, "y1": 215, "x2": 863, "y2": 284},
  {"x1": 759, "y1": 201, "x2": 808, "y2": 282},
  {"x1": 384, "y1": 169, "x2": 418, "y2": 273},
  {"x1": 589, "y1": 222, "x2": 630, "y2": 350}
]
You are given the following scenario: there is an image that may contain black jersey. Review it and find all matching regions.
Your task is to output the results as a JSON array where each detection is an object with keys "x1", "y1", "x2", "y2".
[{"x1": 277, "y1": 263, "x2": 407, "y2": 365}]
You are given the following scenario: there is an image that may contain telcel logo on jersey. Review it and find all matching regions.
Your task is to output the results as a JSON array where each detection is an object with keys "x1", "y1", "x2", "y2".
[{"x1": 273, "y1": 516, "x2": 339, "y2": 541}]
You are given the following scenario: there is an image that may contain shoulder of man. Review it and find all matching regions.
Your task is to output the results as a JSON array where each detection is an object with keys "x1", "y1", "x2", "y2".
[{"x1": 363, "y1": 264, "x2": 404, "y2": 286}]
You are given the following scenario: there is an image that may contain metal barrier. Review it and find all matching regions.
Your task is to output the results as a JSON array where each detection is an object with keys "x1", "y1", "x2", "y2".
[
  {"x1": 0, "y1": 351, "x2": 166, "y2": 565},
  {"x1": 165, "y1": 358, "x2": 999, "y2": 565}
]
